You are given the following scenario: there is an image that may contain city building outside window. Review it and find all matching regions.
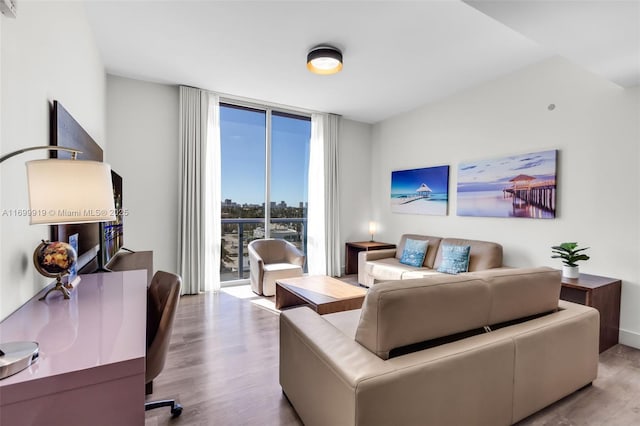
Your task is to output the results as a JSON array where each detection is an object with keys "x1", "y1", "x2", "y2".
[{"x1": 220, "y1": 102, "x2": 310, "y2": 283}]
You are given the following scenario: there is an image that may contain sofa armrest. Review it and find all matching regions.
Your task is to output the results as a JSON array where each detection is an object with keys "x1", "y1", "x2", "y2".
[
  {"x1": 283, "y1": 242, "x2": 306, "y2": 267},
  {"x1": 280, "y1": 307, "x2": 393, "y2": 425},
  {"x1": 361, "y1": 248, "x2": 397, "y2": 261},
  {"x1": 248, "y1": 244, "x2": 264, "y2": 291},
  {"x1": 510, "y1": 301, "x2": 599, "y2": 422},
  {"x1": 280, "y1": 307, "x2": 392, "y2": 386},
  {"x1": 357, "y1": 249, "x2": 397, "y2": 286}
]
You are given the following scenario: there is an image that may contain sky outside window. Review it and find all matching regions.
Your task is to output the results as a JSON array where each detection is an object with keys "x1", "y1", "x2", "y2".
[
  {"x1": 220, "y1": 105, "x2": 266, "y2": 206},
  {"x1": 270, "y1": 113, "x2": 311, "y2": 207},
  {"x1": 220, "y1": 105, "x2": 310, "y2": 207}
]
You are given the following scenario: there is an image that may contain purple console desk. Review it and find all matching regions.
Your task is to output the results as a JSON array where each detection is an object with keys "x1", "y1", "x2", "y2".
[{"x1": 0, "y1": 270, "x2": 147, "y2": 426}]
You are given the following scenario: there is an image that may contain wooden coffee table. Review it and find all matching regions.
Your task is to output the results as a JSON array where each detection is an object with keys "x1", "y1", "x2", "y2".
[{"x1": 275, "y1": 275, "x2": 367, "y2": 315}]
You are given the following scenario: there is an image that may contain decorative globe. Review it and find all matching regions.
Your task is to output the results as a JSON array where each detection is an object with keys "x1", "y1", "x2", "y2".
[{"x1": 33, "y1": 241, "x2": 77, "y2": 278}]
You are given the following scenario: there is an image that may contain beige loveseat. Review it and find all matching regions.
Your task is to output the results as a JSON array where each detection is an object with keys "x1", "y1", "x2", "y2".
[
  {"x1": 280, "y1": 267, "x2": 599, "y2": 426},
  {"x1": 358, "y1": 233, "x2": 503, "y2": 286}
]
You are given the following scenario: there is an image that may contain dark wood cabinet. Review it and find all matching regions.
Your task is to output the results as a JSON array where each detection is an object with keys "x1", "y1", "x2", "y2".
[
  {"x1": 560, "y1": 273, "x2": 621, "y2": 353},
  {"x1": 345, "y1": 241, "x2": 396, "y2": 275}
]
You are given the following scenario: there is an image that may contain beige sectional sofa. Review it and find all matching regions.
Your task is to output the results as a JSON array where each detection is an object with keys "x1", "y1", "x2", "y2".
[
  {"x1": 358, "y1": 233, "x2": 503, "y2": 286},
  {"x1": 280, "y1": 267, "x2": 599, "y2": 426}
]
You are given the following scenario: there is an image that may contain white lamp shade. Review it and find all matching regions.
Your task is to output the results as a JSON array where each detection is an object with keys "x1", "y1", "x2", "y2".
[
  {"x1": 26, "y1": 159, "x2": 116, "y2": 225},
  {"x1": 368, "y1": 221, "x2": 377, "y2": 235}
]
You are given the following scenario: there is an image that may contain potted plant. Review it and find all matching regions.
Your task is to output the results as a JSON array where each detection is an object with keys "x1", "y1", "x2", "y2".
[{"x1": 551, "y1": 242, "x2": 590, "y2": 278}]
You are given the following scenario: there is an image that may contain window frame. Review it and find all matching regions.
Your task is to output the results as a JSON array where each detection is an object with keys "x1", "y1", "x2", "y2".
[{"x1": 219, "y1": 99, "x2": 311, "y2": 285}]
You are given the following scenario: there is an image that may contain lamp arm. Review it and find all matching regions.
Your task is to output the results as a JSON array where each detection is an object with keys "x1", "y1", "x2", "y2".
[{"x1": 0, "y1": 146, "x2": 82, "y2": 163}]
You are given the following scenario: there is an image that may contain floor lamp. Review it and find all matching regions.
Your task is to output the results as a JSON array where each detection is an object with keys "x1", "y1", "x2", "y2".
[{"x1": 0, "y1": 145, "x2": 115, "y2": 381}]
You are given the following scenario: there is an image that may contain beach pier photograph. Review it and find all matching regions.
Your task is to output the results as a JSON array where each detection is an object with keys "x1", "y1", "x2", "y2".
[
  {"x1": 503, "y1": 174, "x2": 556, "y2": 213},
  {"x1": 457, "y1": 150, "x2": 557, "y2": 219}
]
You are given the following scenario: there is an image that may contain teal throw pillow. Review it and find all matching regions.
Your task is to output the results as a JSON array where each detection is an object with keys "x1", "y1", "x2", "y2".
[
  {"x1": 437, "y1": 245, "x2": 471, "y2": 274},
  {"x1": 399, "y1": 239, "x2": 428, "y2": 267}
]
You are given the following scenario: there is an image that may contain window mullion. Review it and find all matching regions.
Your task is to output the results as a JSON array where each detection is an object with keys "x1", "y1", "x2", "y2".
[{"x1": 265, "y1": 109, "x2": 272, "y2": 238}]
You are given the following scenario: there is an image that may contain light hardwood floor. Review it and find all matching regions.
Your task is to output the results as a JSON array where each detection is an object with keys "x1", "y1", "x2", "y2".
[{"x1": 145, "y1": 285, "x2": 640, "y2": 426}]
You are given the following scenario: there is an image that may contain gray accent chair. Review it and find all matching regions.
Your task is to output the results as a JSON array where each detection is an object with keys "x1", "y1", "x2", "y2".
[{"x1": 248, "y1": 239, "x2": 305, "y2": 296}]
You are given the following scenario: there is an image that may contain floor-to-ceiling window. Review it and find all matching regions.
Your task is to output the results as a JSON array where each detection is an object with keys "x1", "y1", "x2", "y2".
[{"x1": 220, "y1": 102, "x2": 310, "y2": 283}]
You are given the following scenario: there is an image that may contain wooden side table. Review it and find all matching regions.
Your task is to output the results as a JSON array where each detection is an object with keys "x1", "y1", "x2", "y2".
[
  {"x1": 560, "y1": 273, "x2": 621, "y2": 353},
  {"x1": 345, "y1": 241, "x2": 396, "y2": 275}
]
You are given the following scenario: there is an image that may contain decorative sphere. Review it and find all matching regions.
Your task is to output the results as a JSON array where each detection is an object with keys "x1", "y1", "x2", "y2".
[{"x1": 33, "y1": 241, "x2": 77, "y2": 277}]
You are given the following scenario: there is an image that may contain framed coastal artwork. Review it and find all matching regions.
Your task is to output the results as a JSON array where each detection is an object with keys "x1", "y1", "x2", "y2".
[
  {"x1": 457, "y1": 149, "x2": 557, "y2": 219},
  {"x1": 390, "y1": 165, "x2": 449, "y2": 215}
]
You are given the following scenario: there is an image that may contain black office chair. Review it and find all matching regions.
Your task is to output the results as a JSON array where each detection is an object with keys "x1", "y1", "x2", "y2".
[{"x1": 145, "y1": 271, "x2": 183, "y2": 418}]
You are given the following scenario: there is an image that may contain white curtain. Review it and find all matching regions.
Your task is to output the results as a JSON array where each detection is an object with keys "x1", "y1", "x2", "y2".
[
  {"x1": 307, "y1": 113, "x2": 341, "y2": 276},
  {"x1": 325, "y1": 114, "x2": 341, "y2": 276},
  {"x1": 177, "y1": 86, "x2": 221, "y2": 294}
]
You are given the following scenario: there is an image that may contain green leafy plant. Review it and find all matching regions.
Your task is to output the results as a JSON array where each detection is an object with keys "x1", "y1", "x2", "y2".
[{"x1": 551, "y1": 242, "x2": 590, "y2": 267}]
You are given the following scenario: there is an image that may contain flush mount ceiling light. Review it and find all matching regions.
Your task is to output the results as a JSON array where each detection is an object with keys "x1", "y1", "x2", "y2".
[{"x1": 307, "y1": 45, "x2": 343, "y2": 75}]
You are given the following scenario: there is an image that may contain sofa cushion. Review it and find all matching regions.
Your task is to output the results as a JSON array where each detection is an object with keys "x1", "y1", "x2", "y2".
[
  {"x1": 398, "y1": 269, "x2": 444, "y2": 280},
  {"x1": 262, "y1": 263, "x2": 303, "y2": 296},
  {"x1": 434, "y1": 238, "x2": 502, "y2": 272},
  {"x1": 395, "y1": 234, "x2": 443, "y2": 268},
  {"x1": 324, "y1": 309, "x2": 361, "y2": 339},
  {"x1": 468, "y1": 267, "x2": 561, "y2": 325},
  {"x1": 436, "y1": 244, "x2": 471, "y2": 274},
  {"x1": 355, "y1": 274, "x2": 491, "y2": 359},
  {"x1": 365, "y1": 258, "x2": 432, "y2": 281},
  {"x1": 399, "y1": 238, "x2": 429, "y2": 267}
]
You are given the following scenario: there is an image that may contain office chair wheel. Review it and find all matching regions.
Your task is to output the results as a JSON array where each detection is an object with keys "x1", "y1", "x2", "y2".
[{"x1": 171, "y1": 403, "x2": 183, "y2": 417}]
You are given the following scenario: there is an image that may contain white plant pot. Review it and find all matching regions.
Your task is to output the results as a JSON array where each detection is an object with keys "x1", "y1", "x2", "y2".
[{"x1": 562, "y1": 265, "x2": 579, "y2": 279}]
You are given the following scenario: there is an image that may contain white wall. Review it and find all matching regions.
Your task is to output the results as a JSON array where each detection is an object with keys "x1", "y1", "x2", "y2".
[
  {"x1": 106, "y1": 75, "x2": 179, "y2": 275},
  {"x1": 0, "y1": 2, "x2": 106, "y2": 320},
  {"x1": 338, "y1": 119, "x2": 373, "y2": 271},
  {"x1": 371, "y1": 57, "x2": 640, "y2": 348}
]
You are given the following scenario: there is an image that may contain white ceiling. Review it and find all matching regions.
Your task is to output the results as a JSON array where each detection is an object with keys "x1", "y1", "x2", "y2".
[{"x1": 84, "y1": 0, "x2": 639, "y2": 124}]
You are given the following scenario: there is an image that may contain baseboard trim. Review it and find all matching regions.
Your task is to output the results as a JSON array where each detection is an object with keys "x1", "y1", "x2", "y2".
[{"x1": 619, "y1": 328, "x2": 640, "y2": 349}]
